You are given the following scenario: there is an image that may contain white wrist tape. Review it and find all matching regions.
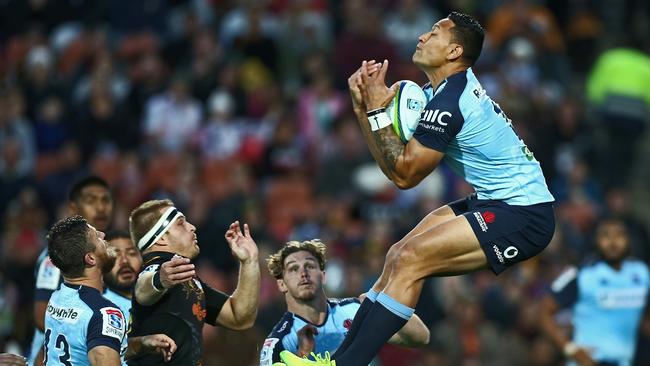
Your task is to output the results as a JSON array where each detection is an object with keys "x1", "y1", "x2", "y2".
[{"x1": 367, "y1": 111, "x2": 392, "y2": 131}]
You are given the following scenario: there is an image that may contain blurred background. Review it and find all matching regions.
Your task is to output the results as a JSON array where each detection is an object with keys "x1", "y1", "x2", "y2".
[{"x1": 0, "y1": 0, "x2": 649, "y2": 365}]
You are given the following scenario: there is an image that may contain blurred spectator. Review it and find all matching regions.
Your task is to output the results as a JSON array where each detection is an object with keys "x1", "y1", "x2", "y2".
[
  {"x1": 33, "y1": 95, "x2": 71, "y2": 154},
  {"x1": 197, "y1": 90, "x2": 248, "y2": 160},
  {"x1": 586, "y1": 45, "x2": 650, "y2": 187},
  {"x1": 259, "y1": 112, "x2": 310, "y2": 178},
  {"x1": 432, "y1": 297, "x2": 528, "y2": 366},
  {"x1": 383, "y1": 0, "x2": 439, "y2": 60},
  {"x1": 0, "y1": 88, "x2": 35, "y2": 180},
  {"x1": 142, "y1": 74, "x2": 202, "y2": 152},
  {"x1": 333, "y1": 0, "x2": 398, "y2": 88},
  {"x1": 188, "y1": 27, "x2": 223, "y2": 103},
  {"x1": 21, "y1": 46, "x2": 63, "y2": 120},
  {"x1": 277, "y1": 0, "x2": 332, "y2": 89},
  {"x1": 75, "y1": 81, "x2": 138, "y2": 159},
  {"x1": 296, "y1": 53, "x2": 347, "y2": 146},
  {"x1": 219, "y1": 1, "x2": 279, "y2": 47}
]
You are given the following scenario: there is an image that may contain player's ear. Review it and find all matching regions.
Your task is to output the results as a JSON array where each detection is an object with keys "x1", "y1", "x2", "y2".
[
  {"x1": 84, "y1": 251, "x2": 97, "y2": 267},
  {"x1": 156, "y1": 234, "x2": 171, "y2": 247},
  {"x1": 321, "y1": 270, "x2": 327, "y2": 286},
  {"x1": 447, "y1": 43, "x2": 463, "y2": 61},
  {"x1": 277, "y1": 279, "x2": 289, "y2": 293}
]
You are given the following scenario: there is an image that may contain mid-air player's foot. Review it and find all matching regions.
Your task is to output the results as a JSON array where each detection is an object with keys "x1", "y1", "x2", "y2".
[{"x1": 279, "y1": 351, "x2": 336, "y2": 366}]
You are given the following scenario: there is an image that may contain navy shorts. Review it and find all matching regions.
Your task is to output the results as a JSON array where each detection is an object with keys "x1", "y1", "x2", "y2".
[{"x1": 448, "y1": 194, "x2": 555, "y2": 275}]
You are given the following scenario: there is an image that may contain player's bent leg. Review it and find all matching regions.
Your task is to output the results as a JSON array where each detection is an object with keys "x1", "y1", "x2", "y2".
[
  {"x1": 371, "y1": 205, "x2": 457, "y2": 293},
  {"x1": 334, "y1": 205, "x2": 458, "y2": 360},
  {"x1": 383, "y1": 215, "x2": 488, "y2": 307}
]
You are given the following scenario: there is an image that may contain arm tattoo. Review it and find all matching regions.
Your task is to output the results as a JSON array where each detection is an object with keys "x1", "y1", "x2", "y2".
[
  {"x1": 372, "y1": 128, "x2": 404, "y2": 173},
  {"x1": 353, "y1": 107, "x2": 404, "y2": 180}
]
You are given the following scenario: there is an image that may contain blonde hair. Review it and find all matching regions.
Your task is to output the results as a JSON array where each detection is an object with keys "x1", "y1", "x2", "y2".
[
  {"x1": 267, "y1": 239, "x2": 327, "y2": 279},
  {"x1": 129, "y1": 199, "x2": 173, "y2": 250}
]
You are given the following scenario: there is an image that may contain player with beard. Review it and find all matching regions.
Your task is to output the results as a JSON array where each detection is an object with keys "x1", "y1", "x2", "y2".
[
  {"x1": 103, "y1": 231, "x2": 142, "y2": 328},
  {"x1": 103, "y1": 231, "x2": 176, "y2": 365},
  {"x1": 540, "y1": 217, "x2": 650, "y2": 366},
  {"x1": 44, "y1": 216, "x2": 176, "y2": 366},
  {"x1": 43, "y1": 215, "x2": 125, "y2": 365},
  {"x1": 260, "y1": 240, "x2": 429, "y2": 365},
  {"x1": 127, "y1": 199, "x2": 260, "y2": 366},
  {"x1": 30, "y1": 176, "x2": 114, "y2": 366}
]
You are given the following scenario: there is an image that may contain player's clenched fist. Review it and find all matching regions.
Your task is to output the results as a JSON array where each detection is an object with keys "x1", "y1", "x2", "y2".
[
  {"x1": 348, "y1": 60, "x2": 381, "y2": 108},
  {"x1": 159, "y1": 257, "x2": 195, "y2": 289}
]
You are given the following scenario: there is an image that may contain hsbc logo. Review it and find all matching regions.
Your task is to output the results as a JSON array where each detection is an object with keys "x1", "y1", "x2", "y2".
[{"x1": 421, "y1": 109, "x2": 452, "y2": 126}]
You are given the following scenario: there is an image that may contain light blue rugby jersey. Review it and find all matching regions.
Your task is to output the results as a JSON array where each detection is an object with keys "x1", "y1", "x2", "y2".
[
  {"x1": 44, "y1": 283, "x2": 126, "y2": 366},
  {"x1": 29, "y1": 249, "x2": 63, "y2": 366},
  {"x1": 551, "y1": 259, "x2": 650, "y2": 366},
  {"x1": 413, "y1": 68, "x2": 554, "y2": 205},
  {"x1": 103, "y1": 288, "x2": 132, "y2": 366},
  {"x1": 260, "y1": 298, "x2": 360, "y2": 365}
]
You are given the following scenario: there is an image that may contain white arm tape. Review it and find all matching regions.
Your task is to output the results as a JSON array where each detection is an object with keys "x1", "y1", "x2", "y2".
[{"x1": 368, "y1": 111, "x2": 392, "y2": 131}]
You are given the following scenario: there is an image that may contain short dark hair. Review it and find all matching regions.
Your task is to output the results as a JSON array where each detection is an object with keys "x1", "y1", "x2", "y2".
[
  {"x1": 68, "y1": 176, "x2": 110, "y2": 202},
  {"x1": 105, "y1": 230, "x2": 131, "y2": 242},
  {"x1": 47, "y1": 215, "x2": 95, "y2": 278},
  {"x1": 448, "y1": 12, "x2": 485, "y2": 66}
]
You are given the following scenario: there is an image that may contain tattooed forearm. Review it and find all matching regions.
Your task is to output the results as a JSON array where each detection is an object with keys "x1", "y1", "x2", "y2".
[
  {"x1": 353, "y1": 106, "x2": 405, "y2": 180},
  {"x1": 373, "y1": 128, "x2": 404, "y2": 173}
]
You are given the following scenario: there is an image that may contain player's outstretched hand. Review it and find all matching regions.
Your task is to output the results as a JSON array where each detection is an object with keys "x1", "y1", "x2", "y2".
[
  {"x1": 0, "y1": 353, "x2": 26, "y2": 366},
  {"x1": 225, "y1": 221, "x2": 259, "y2": 264},
  {"x1": 297, "y1": 324, "x2": 318, "y2": 358},
  {"x1": 159, "y1": 257, "x2": 196, "y2": 289},
  {"x1": 141, "y1": 334, "x2": 177, "y2": 362},
  {"x1": 359, "y1": 59, "x2": 396, "y2": 111},
  {"x1": 348, "y1": 60, "x2": 382, "y2": 109}
]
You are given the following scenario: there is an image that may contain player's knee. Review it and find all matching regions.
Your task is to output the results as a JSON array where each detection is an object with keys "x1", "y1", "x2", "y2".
[
  {"x1": 392, "y1": 244, "x2": 419, "y2": 275},
  {"x1": 385, "y1": 242, "x2": 402, "y2": 266}
]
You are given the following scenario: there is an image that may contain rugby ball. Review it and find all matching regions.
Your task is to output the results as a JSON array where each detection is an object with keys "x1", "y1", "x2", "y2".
[{"x1": 385, "y1": 80, "x2": 427, "y2": 142}]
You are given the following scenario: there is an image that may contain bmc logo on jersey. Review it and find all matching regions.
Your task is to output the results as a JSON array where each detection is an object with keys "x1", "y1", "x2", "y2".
[
  {"x1": 420, "y1": 109, "x2": 452, "y2": 126},
  {"x1": 100, "y1": 307, "x2": 125, "y2": 340}
]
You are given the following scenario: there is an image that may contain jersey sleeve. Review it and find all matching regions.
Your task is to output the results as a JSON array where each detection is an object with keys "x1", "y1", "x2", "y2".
[
  {"x1": 260, "y1": 336, "x2": 287, "y2": 365},
  {"x1": 201, "y1": 280, "x2": 230, "y2": 326},
  {"x1": 35, "y1": 256, "x2": 61, "y2": 301},
  {"x1": 412, "y1": 92, "x2": 464, "y2": 152},
  {"x1": 86, "y1": 306, "x2": 125, "y2": 353},
  {"x1": 550, "y1": 266, "x2": 579, "y2": 309},
  {"x1": 260, "y1": 314, "x2": 294, "y2": 365}
]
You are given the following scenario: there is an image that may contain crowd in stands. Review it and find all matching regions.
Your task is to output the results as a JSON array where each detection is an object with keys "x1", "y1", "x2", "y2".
[{"x1": 1, "y1": 0, "x2": 649, "y2": 364}]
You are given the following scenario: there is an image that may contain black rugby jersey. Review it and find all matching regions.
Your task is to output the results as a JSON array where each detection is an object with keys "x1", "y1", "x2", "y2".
[{"x1": 127, "y1": 251, "x2": 229, "y2": 366}]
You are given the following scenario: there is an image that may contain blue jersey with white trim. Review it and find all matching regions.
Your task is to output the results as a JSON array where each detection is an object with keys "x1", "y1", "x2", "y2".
[
  {"x1": 29, "y1": 249, "x2": 63, "y2": 366},
  {"x1": 260, "y1": 298, "x2": 360, "y2": 365},
  {"x1": 551, "y1": 259, "x2": 650, "y2": 366},
  {"x1": 413, "y1": 68, "x2": 554, "y2": 205},
  {"x1": 44, "y1": 283, "x2": 126, "y2": 366},
  {"x1": 103, "y1": 288, "x2": 132, "y2": 365}
]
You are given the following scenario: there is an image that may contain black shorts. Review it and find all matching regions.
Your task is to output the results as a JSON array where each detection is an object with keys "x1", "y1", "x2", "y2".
[{"x1": 449, "y1": 194, "x2": 555, "y2": 275}]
